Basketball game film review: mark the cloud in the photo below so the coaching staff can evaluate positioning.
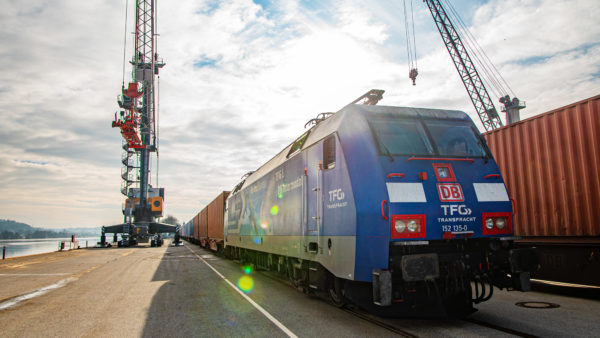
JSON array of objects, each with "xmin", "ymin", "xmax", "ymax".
[{"xmin": 0, "ymin": 0, "xmax": 598, "ymax": 227}]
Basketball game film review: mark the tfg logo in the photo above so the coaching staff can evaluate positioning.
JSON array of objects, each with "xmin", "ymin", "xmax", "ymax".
[{"xmin": 437, "ymin": 183, "xmax": 464, "ymax": 202}]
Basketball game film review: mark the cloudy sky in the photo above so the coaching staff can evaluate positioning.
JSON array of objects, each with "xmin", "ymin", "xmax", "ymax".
[{"xmin": 1, "ymin": 0, "xmax": 598, "ymax": 229}]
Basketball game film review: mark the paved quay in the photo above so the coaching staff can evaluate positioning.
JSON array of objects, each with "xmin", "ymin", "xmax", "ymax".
[{"xmin": 1, "ymin": 241, "xmax": 599, "ymax": 337}]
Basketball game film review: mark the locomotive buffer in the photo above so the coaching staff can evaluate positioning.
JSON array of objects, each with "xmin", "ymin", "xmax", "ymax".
[{"xmin": 102, "ymin": 0, "xmax": 179, "ymax": 247}]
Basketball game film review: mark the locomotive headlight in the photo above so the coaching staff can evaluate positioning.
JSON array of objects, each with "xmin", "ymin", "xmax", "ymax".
[
  {"xmin": 496, "ymin": 217, "xmax": 506, "ymax": 229},
  {"xmin": 485, "ymin": 218, "xmax": 494, "ymax": 230},
  {"xmin": 482, "ymin": 212, "xmax": 512, "ymax": 235},
  {"xmin": 394, "ymin": 220, "xmax": 406, "ymax": 233},
  {"xmin": 407, "ymin": 220, "xmax": 418, "ymax": 232},
  {"xmin": 391, "ymin": 215, "xmax": 426, "ymax": 239}
]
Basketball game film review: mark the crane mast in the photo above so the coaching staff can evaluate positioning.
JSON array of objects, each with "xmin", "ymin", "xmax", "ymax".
[
  {"xmin": 103, "ymin": 0, "xmax": 179, "ymax": 247},
  {"xmin": 131, "ymin": 0, "xmax": 164, "ymax": 222},
  {"xmin": 422, "ymin": 0, "xmax": 524, "ymax": 131}
]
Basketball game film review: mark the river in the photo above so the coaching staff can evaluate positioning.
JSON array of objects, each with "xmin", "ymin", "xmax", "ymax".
[{"xmin": 0, "ymin": 237, "xmax": 101, "ymax": 259}]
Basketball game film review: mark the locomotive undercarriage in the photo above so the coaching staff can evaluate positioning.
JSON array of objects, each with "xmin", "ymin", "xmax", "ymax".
[
  {"xmin": 224, "ymin": 245, "xmax": 348, "ymax": 307},
  {"xmin": 369, "ymin": 238, "xmax": 539, "ymax": 317},
  {"xmin": 223, "ymin": 238, "xmax": 538, "ymax": 318}
]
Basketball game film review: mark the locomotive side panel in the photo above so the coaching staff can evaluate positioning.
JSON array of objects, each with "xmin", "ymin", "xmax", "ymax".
[
  {"xmin": 224, "ymin": 132, "xmax": 358, "ymax": 279},
  {"xmin": 225, "ymin": 153, "xmax": 304, "ymax": 257}
]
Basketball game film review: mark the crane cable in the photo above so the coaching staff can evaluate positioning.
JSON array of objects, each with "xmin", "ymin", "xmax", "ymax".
[
  {"xmin": 441, "ymin": 0, "xmax": 516, "ymax": 99},
  {"xmin": 403, "ymin": 0, "xmax": 418, "ymax": 85},
  {"xmin": 121, "ymin": 0, "xmax": 129, "ymax": 86}
]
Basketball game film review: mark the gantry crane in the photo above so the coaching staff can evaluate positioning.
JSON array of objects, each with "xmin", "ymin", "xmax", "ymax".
[
  {"xmin": 103, "ymin": 0, "xmax": 180, "ymax": 247},
  {"xmin": 407, "ymin": 0, "xmax": 525, "ymax": 131}
]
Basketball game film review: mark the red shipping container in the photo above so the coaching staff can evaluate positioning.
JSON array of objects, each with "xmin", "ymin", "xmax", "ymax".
[
  {"xmin": 199, "ymin": 208, "xmax": 208, "ymax": 246},
  {"xmin": 207, "ymin": 191, "xmax": 230, "ymax": 251},
  {"xmin": 484, "ymin": 94, "xmax": 600, "ymax": 286},
  {"xmin": 193, "ymin": 213, "xmax": 200, "ymax": 241},
  {"xmin": 484, "ymin": 94, "xmax": 600, "ymax": 239}
]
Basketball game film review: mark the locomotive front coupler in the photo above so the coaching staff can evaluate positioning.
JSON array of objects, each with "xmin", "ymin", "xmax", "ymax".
[{"xmin": 508, "ymin": 246, "xmax": 540, "ymax": 291}]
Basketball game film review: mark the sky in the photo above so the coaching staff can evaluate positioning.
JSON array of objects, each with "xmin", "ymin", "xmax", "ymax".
[{"xmin": 0, "ymin": 0, "xmax": 598, "ymax": 229}]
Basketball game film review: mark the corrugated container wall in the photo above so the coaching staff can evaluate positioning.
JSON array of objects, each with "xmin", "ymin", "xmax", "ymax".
[
  {"xmin": 193, "ymin": 213, "xmax": 200, "ymax": 240},
  {"xmin": 199, "ymin": 208, "xmax": 208, "ymax": 240},
  {"xmin": 484, "ymin": 94, "xmax": 600, "ymax": 237},
  {"xmin": 208, "ymin": 191, "xmax": 230, "ymax": 240}
]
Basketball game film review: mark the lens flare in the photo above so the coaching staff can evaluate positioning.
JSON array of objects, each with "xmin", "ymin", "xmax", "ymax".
[
  {"xmin": 242, "ymin": 265, "xmax": 253, "ymax": 274},
  {"xmin": 270, "ymin": 205, "xmax": 279, "ymax": 215},
  {"xmin": 261, "ymin": 222, "xmax": 269, "ymax": 229},
  {"xmin": 237, "ymin": 275, "xmax": 254, "ymax": 294}
]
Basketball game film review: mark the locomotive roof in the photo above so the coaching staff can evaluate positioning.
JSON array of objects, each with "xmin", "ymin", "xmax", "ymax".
[{"xmin": 235, "ymin": 104, "xmax": 469, "ymax": 190}]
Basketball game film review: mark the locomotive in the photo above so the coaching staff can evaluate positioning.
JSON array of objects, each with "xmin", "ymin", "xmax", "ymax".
[{"xmin": 192, "ymin": 90, "xmax": 539, "ymax": 317}]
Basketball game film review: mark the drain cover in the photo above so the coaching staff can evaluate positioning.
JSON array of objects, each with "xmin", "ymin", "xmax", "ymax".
[{"xmin": 515, "ymin": 301, "xmax": 560, "ymax": 309}]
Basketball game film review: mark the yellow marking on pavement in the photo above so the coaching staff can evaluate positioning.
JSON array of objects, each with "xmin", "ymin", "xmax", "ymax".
[
  {"xmin": 121, "ymin": 250, "xmax": 134, "ymax": 257},
  {"xmin": 72, "ymin": 266, "xmax": 99, "ymax": 278},
  {"xmin": 0, "ymin": 251, "xmax": 86, "ymax": 269}
]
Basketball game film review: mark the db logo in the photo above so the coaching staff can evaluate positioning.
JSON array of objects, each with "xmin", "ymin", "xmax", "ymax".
[{"xmin": 437, "ymin": 183, "xmax": 464, "ymax": 202}]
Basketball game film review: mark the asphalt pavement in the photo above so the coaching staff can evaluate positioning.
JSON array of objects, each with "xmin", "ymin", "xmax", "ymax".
[{"xmin": 1, "ymin": 241, "xmax": 599, "ymax": 337}]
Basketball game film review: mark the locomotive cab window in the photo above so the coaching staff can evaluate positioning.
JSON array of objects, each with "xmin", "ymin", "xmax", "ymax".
[
  {"xmin": 369, "ymin": 118, "xmax": 433, "ymax": 156},
  {"xmin": 287, "ymin": 130, "xmax": 311, "ymax": 158},
  {"xmin": 323, "ymin": 134, "xmax": 336, "ymax": 169},
  {"xmin": 423, "ymin": 120, "xmax": 487, "ymax": 157},
  {"xmin": 370, "ymin": 117, "xmax": 487, "ymax": 158}
]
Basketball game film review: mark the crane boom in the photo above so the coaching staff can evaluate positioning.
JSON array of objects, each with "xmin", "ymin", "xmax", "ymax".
[{"xmin": 423, "ymin": 0, "xmax": 503, "ymax": 131}]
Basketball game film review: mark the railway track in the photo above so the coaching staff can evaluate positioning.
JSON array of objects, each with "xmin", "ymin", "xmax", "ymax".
[
  {"xmin": 256, "ymin": 262, "xmax": 547, "ymax": 337},
  {"xmin": 188, "ymin": 245, "xmax": 582, "ymax": 337},
  {"xmin": 464, "ymin": 317, "xmax": 538, "ymax": 338},
  {"xmin": 236, "ymin": 255, "xmax": 538, "ymax": 337}
]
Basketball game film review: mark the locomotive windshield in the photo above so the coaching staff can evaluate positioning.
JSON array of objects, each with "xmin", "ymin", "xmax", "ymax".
[{"xmin": 369, "ymin": 117, "xmax": 487, "ymax": 157}]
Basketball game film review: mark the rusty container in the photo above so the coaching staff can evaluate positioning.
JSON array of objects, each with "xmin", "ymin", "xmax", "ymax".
[
  {"xmin": 484, "ymin": 94, "xmax": 600, "ymax": 285},
  {"xmin": 199, "ymin": 207, "xmax": 208, "ymax": 246},
  {"xmin": 207, "ymin": 191, "xmax": 230, "ymax": 251}
]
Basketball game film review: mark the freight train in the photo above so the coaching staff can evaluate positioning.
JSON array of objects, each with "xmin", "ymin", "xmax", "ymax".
[{"xmin": 182, "ymin": 90, "xmax": 539, "ymax": 317}]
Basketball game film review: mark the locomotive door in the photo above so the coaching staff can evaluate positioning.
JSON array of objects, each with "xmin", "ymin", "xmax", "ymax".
[
  {"xmin": 304, "ymin": 135, "xmax": 336, "ymax": 254},
  {"xmin": 305, "ymin": 144, "xmax": 322, "ymax": 253}
]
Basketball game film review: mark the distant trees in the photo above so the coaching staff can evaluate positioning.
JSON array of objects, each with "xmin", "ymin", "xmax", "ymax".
[
  {"xmin": 162, "ymin": 215, "xmax": 179, "ymax": 226},
  {"xmin": 1, "ymin": 230, "xmax": 21, "ymax": 239},
  {"xmin": 0, "ymin": 219, "xmax": 80, "ymax": 239}
]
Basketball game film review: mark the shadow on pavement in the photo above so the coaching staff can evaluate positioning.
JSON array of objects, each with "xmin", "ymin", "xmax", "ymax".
[{"xmin": 141, "ymin": 242, "xmax": 287, "ymax": 337}]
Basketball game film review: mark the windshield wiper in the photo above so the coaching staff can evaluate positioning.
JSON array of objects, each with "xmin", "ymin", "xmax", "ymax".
[
  {"xmin": 476, "ymin": 138, "xmax": 490, "ymax": 163},
  {"xmin": 381, "ymin": 143, "xmax": 394, "ymax": 162}
]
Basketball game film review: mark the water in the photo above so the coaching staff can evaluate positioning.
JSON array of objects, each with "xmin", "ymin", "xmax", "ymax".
[{"xmin": 0, "ymin": 237, "xmax": 100, "ymax": 259}]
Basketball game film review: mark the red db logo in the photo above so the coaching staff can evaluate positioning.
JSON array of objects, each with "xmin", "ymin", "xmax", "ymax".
[{"xmin": 437, "ymin": 183, "xmax": 464, "ymax": 202}]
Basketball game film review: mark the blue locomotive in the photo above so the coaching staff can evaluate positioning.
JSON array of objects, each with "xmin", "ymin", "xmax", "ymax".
[{"xmin": 223, "ymin": 90, "xmax": 538, "ymax": 316}]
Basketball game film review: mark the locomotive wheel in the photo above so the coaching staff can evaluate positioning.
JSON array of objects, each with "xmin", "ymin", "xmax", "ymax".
[{"xmin": 328, "ymin": 277, "xmax": 345, "ymax": 308}]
